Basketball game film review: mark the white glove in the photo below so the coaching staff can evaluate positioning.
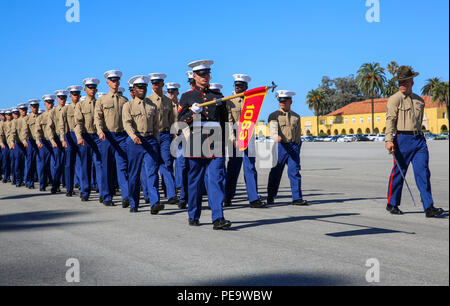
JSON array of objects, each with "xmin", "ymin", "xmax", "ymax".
[{"xmin": 191, "ymin": 103, "xmax": 203, "ymax": 114}]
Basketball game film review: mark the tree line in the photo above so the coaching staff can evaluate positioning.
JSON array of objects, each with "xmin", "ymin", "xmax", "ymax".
[{"xmin": 306, "ymin": 61, "xmax": 449, "ymax": 136}]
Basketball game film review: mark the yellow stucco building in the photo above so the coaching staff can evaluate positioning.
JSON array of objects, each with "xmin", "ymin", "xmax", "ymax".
[{"xmin": 300, "ymin": 96, "xmax": 448, "ymax": 136}]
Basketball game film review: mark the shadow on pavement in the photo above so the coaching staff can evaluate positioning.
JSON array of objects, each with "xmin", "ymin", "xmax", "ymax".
[
  {"xmin": 0, "ymin": 210, "xmax": 95, "ymax": 232},
  {"xmin": 228, "ymin": 213, "xmax": 359, "ymax": 231},
  {"xmin": 194, "ymin": 271, "xmax": 357, "ymax": 286}
]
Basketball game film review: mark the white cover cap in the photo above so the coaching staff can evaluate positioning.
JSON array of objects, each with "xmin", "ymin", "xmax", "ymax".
[
  {"xmin": 149, "ymin": 73, "xmax": 167, "ymax": 81},
  {"xmin": 209, "ymin": 83, "xmax": 223, "ymax": 90},
  {"xmin": 67, "ymin": 85, "xmax": 83, "ymax": 92},
  {"xmin": 188, "ymin": 60, "xmax": 214, "ymax": 72},
  {"xmin": 166, "ymin": 82, "xmax": 181, "ymax": 90},
  {"xmin": 42, "ymin": 94, "xmax": 56, "ymax": 101},
  {"xmin": 104, "ymin": 70, "xmax": 123, "ymax": 79},
  {"xmin": 129, "ymin": 75, "xmax": 150, "ymax": 86},
  {"xmin": 276, "ymin": 90, "xmax": 296, "ymax": 99},
  {"xmin": 233, "ymin": 74, "xmax": 251, "ymax": 83},
  {"xmin": 83, "ymin": 78, "xmax": 100, "ymax": 86},
  {"xmin": 54, "ymin": 90, "xmax": 69, "ymax": 96}
]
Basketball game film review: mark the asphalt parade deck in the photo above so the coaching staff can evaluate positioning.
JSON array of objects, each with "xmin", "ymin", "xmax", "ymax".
[{"xmin": 0, "ymin": 141, "xmax": 448, "ymax": 286}]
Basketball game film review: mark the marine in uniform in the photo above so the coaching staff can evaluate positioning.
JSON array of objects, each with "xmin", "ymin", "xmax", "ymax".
[
  {"xmin": 209, "ymin": 83, "xmax": 223, "ymax": 95},
  {"xmin": 10, "ymin": 106, "xmax": 28, "ymax": 187},
  {"xmin": 147, "ymin": 73, "xmax": 179, "ymax": 205},
  {"xmin": 94, "ymin": 70, "xmax": 130, "ymax": 207},
  {"xmin": 385, "ymin": 66, "xmax": 444, "ymax": 218},
  {"xmin": 3, "ymin": 110, "xmax": 14, "ymax": 183},
  {"xmin": 35, "ymin": 95, "xmax": 55, "ymax": 192},
  {"xmin": 122, "ymin": 75, "xmax": 163, "ymax": 214},
  {"xmin": 167, "ymin": 82, "xmax": 188, "ymax": 209},
  {"xmin": 24, "ymin": 100, "xmax": 40, "ymax": 189},
  {"xmin": 46, "ymin": 90, "xmax": 68, "ymax": 194},
  {"xmin": 74, "ymin": 78, "xmax": 104, "ymax": 202},
  {"xmin": 267, "ymin": 90, "xmax": 308, "ymax": 206},
  {"xmin": 224, "ymin": 74, "xmax": 266, "ymax": 208},
  {"xmin": 186, "ymin": 71, "xmax": 195, "ymax": 90},
  {"xmin": 60, "ymin": 86, "xmax": 83, "ymax": 197},
  {"xmin": 0, "ymin": 110, "xmax": 10, "ymax": 183},
  {"xmin": 178, "ymin": 60, "xmax": 231, "ymax": 230}
]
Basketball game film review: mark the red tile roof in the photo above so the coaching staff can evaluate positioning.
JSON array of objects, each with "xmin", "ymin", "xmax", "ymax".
[{"xmin": 327, "ymin": 96, "xmax": 440, "ymax": 116}]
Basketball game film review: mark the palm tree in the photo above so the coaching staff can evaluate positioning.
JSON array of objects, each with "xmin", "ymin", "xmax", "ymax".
[
  {"xmin": 432, "ymin": 81, "xmax": 450, "ymax": 126},
  {"xmin": 387, "ymin": 61, "xmax": 399, "ymax": 77},
  {"xmin": 356, "ymin": 63, "xmax": 387, "ymax": 133},
  {"xmin": 421, "ymin": 78, "xmax": 442, "ymax": 96},
  {"xmin": 384, "ymin": 61, "xmax": 399, "ymax": 97},
  {"xmin": 306, "ymin": 88, "xmax": 326, "ymax": 137}
]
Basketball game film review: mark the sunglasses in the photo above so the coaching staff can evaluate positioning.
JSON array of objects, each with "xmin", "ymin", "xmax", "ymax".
[
  {"xmin": 86, "ymin": 85, "xmax": 97, "ymax": 90},
  {"xmin": 108, "ymin": 78, "xmax": 120, "ymax": 83},
  {"xmin": 57, "ymin": 96, "xmax": 67, "ymax": 99},
  {"xmin": 151, "ymin": 80, "xmax": 164, "ymax": 85},
  {"xmin": 71, "ymin": 92, "xmax": 81, "ymax": 96},
  {"xmin": 195, "ymin": 70, "xmax": 211, "ymax": 76}
]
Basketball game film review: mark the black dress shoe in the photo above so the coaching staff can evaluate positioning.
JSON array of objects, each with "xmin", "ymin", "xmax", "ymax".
[
  {"xmin": 267, "ymin": 197, "xmax": 274, "ymax": 205},
  {"xmin": 40, "ymin": 188, "xmax": 46, "ymax": 192},
  {"xmin": 293, "ymin": 199, "xmax": 308, "ymax": 206},
  {"xmin": 122, "ymin": 198, "xmax": 130, "ymax": 208},
  {"xmin": 213, "ymin": 218, "xmax": 232, "ymax": 230},
  {"xmin": 66, "ymin": 191, "xmax": 73, "ymax": 197},
  {"xmin": 167, "ymin": 197, "xmax": 179, "ymax": 205},
  {"xmin": 99, "ymin": 197, "xmax": 103, "ymax": 204},
  {"xmin": 130, "ymin": 207, "xmax": 139, "ymax": 213},
  {"xmin": 145, "ymin": 198, "xmax": 150, "ymax": 204},
  {"xmin": 150, "ymin": 203, "xmax": 165, "ymax": 215},
  {"xmin": 425, "ymin": 205, "xmax": 444, "ymax": 218},
  {"xmin": 250, "ymin": 199, "xmax": 267, "ymax": 208},
  {"xmin": 386, "ymin": 204, "xmax": 403, "ymax": 215},
  {"xmin": 81, "ymin": 197, "xmax": 89, "ymax": 202},
  {"xmin": 178, "ymin": 202, "xmax": 187, "ymax": 209},
  {"xmin": 103, "ymin": 201, "xmax": 115, "ymax": 207},
  {"xmin": 223, "ymin": 199, "xmax": 232, "ymax": 207},
  {"xmin": 189, "ymin": 219, "xmax": 200, "ymax": 226}
]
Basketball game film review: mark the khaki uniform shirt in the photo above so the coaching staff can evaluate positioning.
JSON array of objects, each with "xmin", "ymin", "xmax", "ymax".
[
  {"xmin": 122, "ymin": 97, "xmax": 159, "ymax": 140},
  {"xmin": 385, "ymin": 91, "xmax": 425, "ymax": 142},
  {"xmin": 59, "ymin": 103, "xmax": 77, "ymax": 141},
  {"xmin": 268, "ymin": 109, "xmax": 302, "ymax": 144},
  {"xmin": 36, "ymin": 110, "xmax": 52, "ymax": 143},
  {"xmin": 74, "ymin": 97, "xmax": 97, "ymax": 140},
  {"xmin": 16, "ymin": 116, "xmax": 30, "ymax": 144},
  {"xmin": 46, "ymin": 105, "xmax": 65, "ymax": 145},
  {"xmin": 26, "ymin": 113, "xmax": 40, "ymax": 140},
  {"xmin": 5, "ymin": 120, "xmax": 14, "ymax": 147},
  {"xmin": 147, "ymin": 93, "xmax": 175, "ymax": 133},
  {"xmin": 227, "ymin": 96, "xmax": 244, "ymax": 142},
  {"xmin": 94, "ymin": 92, "xmax": 128, "ymax": 135},
  {"xmin": 0, "ymin": 121, "xmax": 5, "ymax": 145}
]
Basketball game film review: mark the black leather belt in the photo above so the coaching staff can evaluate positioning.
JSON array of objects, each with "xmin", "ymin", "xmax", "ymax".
[{"xmin": 397, "ymin": 130, "xmax": 423, "ymax": 136}]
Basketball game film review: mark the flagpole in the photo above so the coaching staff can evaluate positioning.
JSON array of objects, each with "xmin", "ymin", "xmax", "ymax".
[{"xmin": 193, "ymin": 83, "xmax": 277, "ymax": 108}]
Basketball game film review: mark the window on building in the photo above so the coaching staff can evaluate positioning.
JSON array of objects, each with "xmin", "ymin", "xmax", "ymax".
[
  {"xmin": 376, "ymin": 116, "xmax": 380, "ymax": 122},
  {"xmin": 344, "ymin": 118, "xmax": 348, "ymax": 124},
  {"xmin": 444, "ymin": 112, "xmax": 447, "ymax": 119},
  {"xmin": 368, "ymin": 117, "xmax": 371, "ymax": 123},
  {"xmin": 424, "ymin": 113, "xmax": 427, "ymax": 120},
  {"xmin": 352, "ymin": 118, "xmax": 355, "ymax": 123},
  {"xmin": 329, "ymin": 119, "xmax": 333, "ymax": 125},
  {"xmin": 360, "ymin": 118, "xmax": 363, "ymax": 123},
  {"xmin": 320, "ymin": 120, "xmax": 325, "ymax": 125}
]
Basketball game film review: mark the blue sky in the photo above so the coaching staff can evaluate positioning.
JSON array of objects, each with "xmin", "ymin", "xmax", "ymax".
[{"xmin": 0, "ymin": 0, "xmax": 448, "ymax": 120}]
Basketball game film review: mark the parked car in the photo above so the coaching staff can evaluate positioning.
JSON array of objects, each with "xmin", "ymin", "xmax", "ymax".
[
  {"xmin": 435, "ymin": 133, "xmax": 449, "ymax": 140},
  {"xmin": 322, "ymin": 136, "xmax": 334, "ymax": 142},
  {"xmin": 301, "ymin": 136, "xmax": 315, "ymax": 142},
  {"xmin": 424, "ymin": 132, "xmax": 437, "ymax": 141},
  {"xmin": 364, "ymin": 134, "xmax": 378, "ymax": 141},
  {"xmin": 337, "ymin": 135, "xmax": 356, "ymax": 142},
  {"xmin": 373, "ymin": 134, "xmax": 386, "ymax": 142},
  {"xmin": 355, "ymin": 134, "xmax": 372, "ymax": 141},
  {"xmin": 330, "ymin": 136, "xmax": 340, "ymax": 142}
]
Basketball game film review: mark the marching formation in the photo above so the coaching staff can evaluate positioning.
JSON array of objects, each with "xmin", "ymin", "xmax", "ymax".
[
  {"xmin": 0, "ymin": 59, "xmax": 307, "ymax": 230},
  {"xmin": 0, "ymin": 62, "xmax": 445, "ymax": 232}
]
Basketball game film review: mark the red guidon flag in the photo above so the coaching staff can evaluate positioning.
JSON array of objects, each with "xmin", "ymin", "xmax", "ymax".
[{"xmin": 237, "ymin": 86, "xmax": 269, "ymax": 151}]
